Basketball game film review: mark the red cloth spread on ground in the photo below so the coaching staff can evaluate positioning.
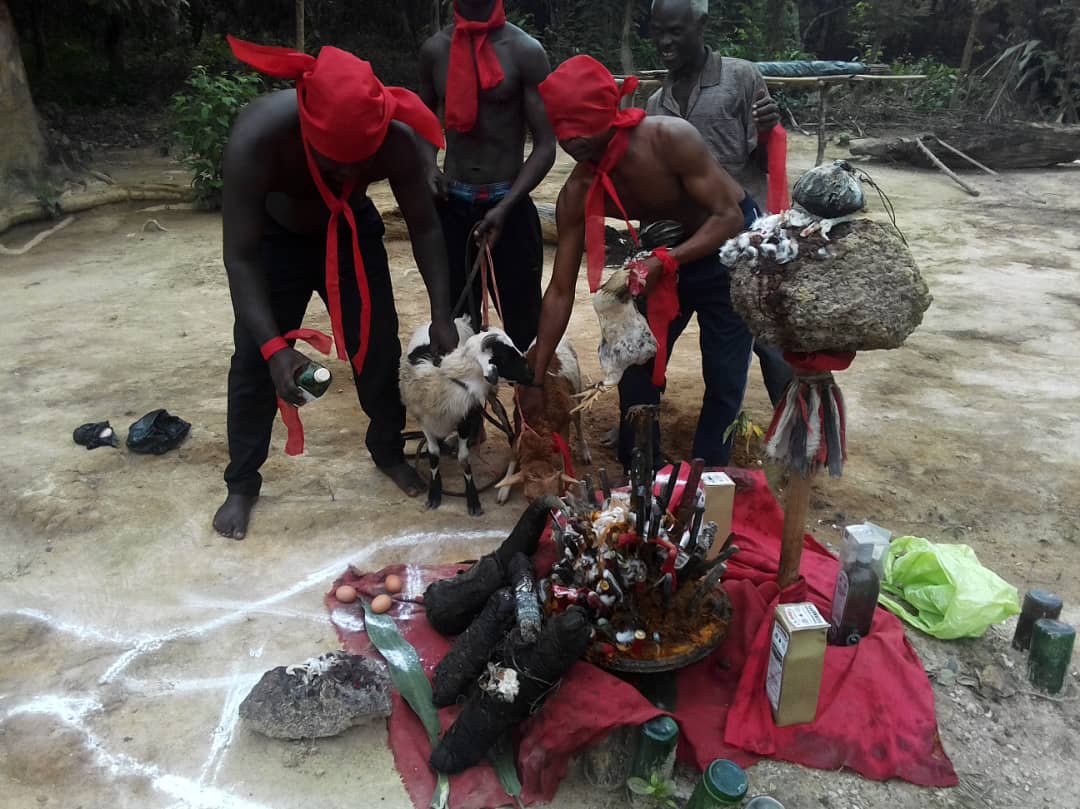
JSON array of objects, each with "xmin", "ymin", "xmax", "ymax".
[
  {"xmin": 764, "ymin": 125, "xmax": 790, "ymax": 214},
  {"xmin": 445, "ymin": 0, "xmax": 506, "ymax": 133},
  {"xmin": 327, "ymin": 471, "xmax": 955, "ymax": 809},
  {"xmin": 260, "ymin": 328, "xmax": 333, "ymax": 456},
  {"xmin": 538, "ymin": 55, "xmax": 646, "ymax": 293},
  {"xmin": 227, "ymin": 36, "xmax": 443, "ymax": 377}
]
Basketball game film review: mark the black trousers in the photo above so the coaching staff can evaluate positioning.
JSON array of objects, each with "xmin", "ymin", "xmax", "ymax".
[
  {"xmin": 438, "ymin": 194, "xmax": 543, "ymax": 352},
  {"xmin": 617, "ymin": 195, "xmax": 762, "ymax": 470},
  {"xmin": 223, "ymin": 201, "xmax": 405, "ymax": 496}
]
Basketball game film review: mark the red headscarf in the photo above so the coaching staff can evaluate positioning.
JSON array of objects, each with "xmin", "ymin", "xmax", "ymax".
[
  {"xmin": 445, "ymin": 0, "xmax": 506, "ymax": 132},
  {"xmin": 538, "ymin": 55, "xmax": 646, "ymax": 293},
  {"xmin": 227, "ymin": 35, "xmax": 444, "ymax": 377}
]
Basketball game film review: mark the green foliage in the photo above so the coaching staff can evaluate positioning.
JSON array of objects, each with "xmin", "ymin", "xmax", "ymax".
[
  {"xmin": 982, "ymin": 36, "xmax": 1080, "ymax": 122},
  {"xmin": 626, "ymin": 773, "xmax": 678, "ymax": 809},
  {"xmin": 723, "ymin": 410, "xmax": 765, "ymax": 454},
  {"xmin": 894, "ymin": 57, "xmax": 959, "ymax": 112},
  {"xmin": 170, "ymin": 67, "xmax": 261, "ymax": 208}
]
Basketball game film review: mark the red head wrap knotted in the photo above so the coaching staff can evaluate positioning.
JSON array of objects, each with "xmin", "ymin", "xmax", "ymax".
[
  {"xmin": 538, "ymin": 55, "xmax": 646, "ymax": 293},
  {"xmin": 445, "ymin": 0, "xmax": 506, "ymax": 133},
  {"xmin": 227, "ymin": 36, "xmax": 443, "ymax": 388}
]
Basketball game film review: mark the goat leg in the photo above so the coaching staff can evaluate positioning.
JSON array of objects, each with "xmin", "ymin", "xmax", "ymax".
[
  {"xmin": 424, "ymin": 430, "xmax": 443, "ymax": 510},
  {"xmin": 458, "ymin": 414, "xmax": 484, "ymax": 516}
]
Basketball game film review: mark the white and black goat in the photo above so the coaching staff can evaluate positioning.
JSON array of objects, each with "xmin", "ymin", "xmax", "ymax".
[{"xmin": 399, "ymin": 318, "xmax": 533, "ymax": 516}]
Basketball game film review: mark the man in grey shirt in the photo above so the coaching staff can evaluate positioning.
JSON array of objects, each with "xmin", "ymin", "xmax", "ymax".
[{"xmin": 647, "ymin": 0, "xmax": 793, "ymax": 407}]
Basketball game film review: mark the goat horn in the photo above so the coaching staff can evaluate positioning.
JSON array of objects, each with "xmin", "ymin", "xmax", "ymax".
[{"xmin": 496, "ymin": 471, "xmax": 525, "ymax": 489}]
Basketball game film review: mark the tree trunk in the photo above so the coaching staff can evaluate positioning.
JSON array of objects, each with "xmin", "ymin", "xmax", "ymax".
[
  {"xmin": 104, "ymin": 15, "xmax": 125, "ymax": 75},
  {"xmin": 619, "ymin": 0, "xmax": 635, "ymax": 76},
  {"xmin": 27, "ymin": 0, "xmax": 48, "ymax": 72},
  {"xmin": 0, "ymin": 0, "xmax": 46, "ymax": 182},
  {"xmin": 959, "ymin": 0, "xmax": 983, "ymax": 75},
  {"xmin": 295, "ymin": 0, "xmax": 305, "ymax": 52},
  {"xmin": 765, "ymin": 0, "xmax": 787, "ymax": 56}
]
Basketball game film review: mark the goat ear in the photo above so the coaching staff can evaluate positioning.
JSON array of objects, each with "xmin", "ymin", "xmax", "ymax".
[
  {"xmin": 496, "ymin": 471, "xmax": 525, "ymax": 489},
  {"xmin": 481, "ymin": 332, "xmax": 502, "ymax": 351}
]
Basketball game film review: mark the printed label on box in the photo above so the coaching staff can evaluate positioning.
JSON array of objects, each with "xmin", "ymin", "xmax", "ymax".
[
  {"xmin": 765, "ymin": 641, "xmax": 784, "ymax": 709},
  {"xmin": 782, "ymin": 602, "xmax": 827, "ymax": 629}
]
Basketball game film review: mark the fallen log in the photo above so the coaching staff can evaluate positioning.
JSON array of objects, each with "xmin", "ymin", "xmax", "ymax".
[
  {"xmin": 849, "ymin": 122, "xmax": 1080, "ymax": 170},
  {"xmin": 0, "ymin": 183, "xmax": 196, "ymax": 236}
]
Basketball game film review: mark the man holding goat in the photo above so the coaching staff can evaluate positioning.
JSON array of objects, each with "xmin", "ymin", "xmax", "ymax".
[
  {"xmin": 519, "ymin": 55, "xmax": 759, "ymax": 472},
  {"xmin": 213, "ymin": 37, "xmax": 457, "ymax": 539}
]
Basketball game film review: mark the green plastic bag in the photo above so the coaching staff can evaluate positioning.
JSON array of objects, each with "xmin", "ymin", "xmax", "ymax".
[{"xmin": 878, "ymin": 536, "xmax": 1020, "ymax": 639}]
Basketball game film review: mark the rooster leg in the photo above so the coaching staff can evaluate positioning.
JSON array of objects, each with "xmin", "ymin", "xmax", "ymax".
[
  {"xmin": 497, "ymin": 457, "xmax": 518, "ymax": 505},
  {"xmin": 573, "ymin": 408, "xmax": 592, "ymax": 465}
]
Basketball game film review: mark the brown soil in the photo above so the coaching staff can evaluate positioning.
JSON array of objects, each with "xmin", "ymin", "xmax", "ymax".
[{"xmin": 0, "ymin": 136, "xmax": 1078, "ymax": 809}]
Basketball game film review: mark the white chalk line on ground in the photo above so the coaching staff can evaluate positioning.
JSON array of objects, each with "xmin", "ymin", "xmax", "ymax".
[
  {"xmin": 5, "ymin": 695, "xmax": 273, "ymax": 809},
  {"xmin": 100, "ymin": 528, "xmax": 507, "ymax": 683},
  {"xmin": 3, "ymin": 527, "xmax": 508, "ymax": 809}
]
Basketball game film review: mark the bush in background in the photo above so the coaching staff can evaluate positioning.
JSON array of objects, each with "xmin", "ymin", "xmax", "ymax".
[{"xmin": 170, "ymin": 66, "xmax": 262, "ymax": 208}]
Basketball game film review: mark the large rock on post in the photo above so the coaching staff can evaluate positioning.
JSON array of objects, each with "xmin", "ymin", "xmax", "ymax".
[
  {"xmin": 239, "ymin": 652, "xmax": 392, "ymax": 740},
  {"xmin": 729, "ymin": 219, "xmax": 931, "ymax": 352}
]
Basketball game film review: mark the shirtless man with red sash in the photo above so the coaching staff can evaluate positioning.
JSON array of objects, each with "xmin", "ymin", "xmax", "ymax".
[
  {"xmin": 213, "ymin": 38, "xmax": 456, "ymax": 539},
  {"xmin": 519, "ymin": 56, "xmax": 757, "ymax": 471},
  {"xmin": 418, "ymin": 0, "xmax": 554, "ymax": 352}
]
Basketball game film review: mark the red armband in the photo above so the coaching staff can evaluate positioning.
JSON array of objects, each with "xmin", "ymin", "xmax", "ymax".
[
  {"xmin": 645, "ymin": 247, "xmax": 681, "ymax": 388},
  {"xmin": 652, "ymin": 246, "xmax": 679, "ymax": 275},
  {"xmin": 260, "ymin": 336, "xmax": 289, "ymax": 362},
  {"xmin": 627, "ymin": 248, "xmax": 680, "ymax": 296}
]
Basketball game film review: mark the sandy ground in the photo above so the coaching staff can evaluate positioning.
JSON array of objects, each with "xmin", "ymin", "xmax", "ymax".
[{"xmin": 1, "ymin": 136, "xmax": 1078, "ymax": 809}]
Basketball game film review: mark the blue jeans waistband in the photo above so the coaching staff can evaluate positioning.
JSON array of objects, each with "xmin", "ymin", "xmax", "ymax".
[{"xmin": 447, "ymin": 180, "xmax": 512, "ymax": 204}]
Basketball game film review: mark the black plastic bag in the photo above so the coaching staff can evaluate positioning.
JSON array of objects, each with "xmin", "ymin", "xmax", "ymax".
[
  {"xmin": 73, "ymin": 421, "xmax": 119, "ymax": 450},
  {"xmin": 793, "ymin": 160, "xmax": 866, "ymax": 218},
  {"xmin": 126, "ymin": 409, "xmax": 190, "ymax": 455}
]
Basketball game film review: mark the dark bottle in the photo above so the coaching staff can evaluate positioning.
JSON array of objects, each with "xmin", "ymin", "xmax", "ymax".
[
  {"xmin": 828, "ymin": 543, "xmax": 880, "ymax": 646},
  {"xmin": 296, "ymin": 361, "xmax": 332, "ymax": 403},
  {"xmin": 1012, "ymin": 589, "xmax": 1063, "ymax": 651}
]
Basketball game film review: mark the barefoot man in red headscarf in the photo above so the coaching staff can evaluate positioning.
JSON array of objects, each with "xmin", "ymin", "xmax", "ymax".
[
  {"xmin": 518, "ymin": 56, "xmax": 759, "ymax": 472},
  {"xmin": 418, "ymin": 0, "xmax": 555, "ymax": 352},
  {"xmin": 213, "ymin": 37, "xmax": 458, "ymax": 539}
]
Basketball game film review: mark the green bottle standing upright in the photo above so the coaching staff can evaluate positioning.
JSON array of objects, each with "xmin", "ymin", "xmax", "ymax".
[
  {"xmin": 685, "ymin": 759, "xmax": 749, "ymax": 809},
  {"xmin": 296, "ymin": 361, "xmax": 332, "ymax": 403},
  {"xmin": 1027, "ymin": 619, "xmax": 1075, "ymax": 694},
  {"xmin": 630, "ymin": 716, "xmax": 679, "ymax": 782}
]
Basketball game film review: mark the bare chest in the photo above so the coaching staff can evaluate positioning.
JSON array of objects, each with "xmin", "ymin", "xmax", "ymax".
[
  {"xmin": 432, "ymin": 35, "xmax": 525, "ymax": 107},
  {"xmin": 605, "ymin": 152, "xmax": 700, "ymax": 228}
]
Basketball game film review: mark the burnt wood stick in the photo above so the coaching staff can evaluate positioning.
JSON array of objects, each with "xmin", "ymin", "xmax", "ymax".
[
  {"xmin": 671, "ymin": 458, "xmax": 706, "ymax": 539},
  {"xmin": 599, "ymin": 468, "xmax": 612, "ymax": 504}
]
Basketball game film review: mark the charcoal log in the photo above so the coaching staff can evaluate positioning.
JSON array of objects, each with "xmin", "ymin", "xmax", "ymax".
[
  {"xmin": 429, "ymin": 607, "xmax": 592, "ymax": 774},
  {"xmin": 432, "ymin": 588, "xmax": 516, "ymax": 706},
  {"xmin": 729, "ymin": 219, "xmax": 931, "ymax": 352},
  {"xmin": 424, "ymin": 496, "xmax": 560, "ymax": 636}
]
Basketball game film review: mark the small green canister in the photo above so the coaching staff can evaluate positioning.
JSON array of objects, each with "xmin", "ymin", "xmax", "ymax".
[
  {"xmin": 296, "ymin": 361, "xmax": 332, "ymax": 402},
  {"xmin": 630, "ymin": 716, "xmax": 679, "ymax": 782},
  {"xmin": 1012, "ymin": 589, "xmax": 1063, "ymax": 651},
  {"xmin": 1028, "ymin": 618, "xmax": 1075, "ymax": 694},
  {"xmin": 685, "ymin": 758, "xmax": 749, "ymax": 809}
]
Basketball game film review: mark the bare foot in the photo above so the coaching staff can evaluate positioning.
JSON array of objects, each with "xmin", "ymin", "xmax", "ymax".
[
  {"xmin": 214, "ymin": 493, "xmax": 257, "ymax": 540},
  {"xmin": 380, "ymin": 462, "xmax": 427, "ymax": 497}
]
